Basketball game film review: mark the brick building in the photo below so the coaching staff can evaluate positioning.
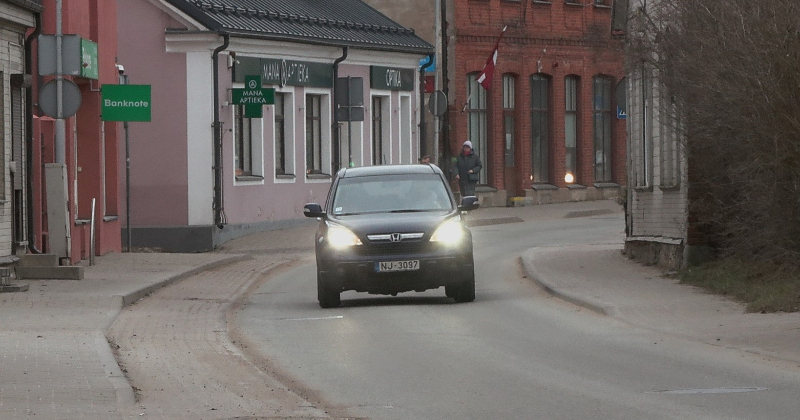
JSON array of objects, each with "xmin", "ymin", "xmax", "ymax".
[{"xmin": 448, "ymin": 0, "xmax": 625, "ymax": 206}]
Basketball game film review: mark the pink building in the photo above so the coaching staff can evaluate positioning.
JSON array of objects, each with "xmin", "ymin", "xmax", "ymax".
[{"xmin": 116, "ymin": 0, "xmax": 433, "ymax": 252}]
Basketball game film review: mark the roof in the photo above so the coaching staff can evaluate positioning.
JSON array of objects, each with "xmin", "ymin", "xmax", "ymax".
[
  {"xmin": 6, "ymin": 0, "xmax": 43, "ymax": 13},
  {"xmin": 339, "ymin": 164, "xmax": 441, "ymax": 178},
  {"xmin": 165, "ymin": 0, "xmax": 434, "ymax": 54}
]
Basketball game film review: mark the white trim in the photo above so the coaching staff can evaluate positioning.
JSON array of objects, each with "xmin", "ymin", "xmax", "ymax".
[
  {"xmin": 302, "ymin": 88, "xmax": 333, "ymax": 183},
  {"xmin": 273, "ymin": 87, "xmax": 296, "ymax": 184},
  {"xmin": 186, "ymin": 52, "xmax": 214, "ymax": 225},
  {"xmin": 370, "ymin": 91, "xmax": 392, "ymax": 165},
  {"xmin": 231, "ymin": 101, "xmax": 266, "ymax": 186},
  {"xmin": 148, "ymin": 0, "xmax": 207, "ymax": 30},
  {"xmin": 399, "ymin": 93, "xmax": 413, "ymax": 164}
]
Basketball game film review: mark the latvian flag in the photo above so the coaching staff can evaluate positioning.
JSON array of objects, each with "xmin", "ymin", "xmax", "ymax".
[{"xmin": 476, "ymin": 26, "xmax": 508, "ymax": 90}]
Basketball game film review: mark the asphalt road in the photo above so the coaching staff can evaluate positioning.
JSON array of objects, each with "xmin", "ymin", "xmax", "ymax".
[{"xmin": 237, "ymin": 211, "xmax": 800, "ymax": 420}]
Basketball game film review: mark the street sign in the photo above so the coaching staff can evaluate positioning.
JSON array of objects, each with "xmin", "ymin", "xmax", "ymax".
[
  {"xmin": 429, "ymin": 90, "xmax": 447, "ymax": 117},
  {"xmin": 231, "ymin": 76, "xmax": 274, "ymax": 118},
  {"xmin": 38, "ymin": 35, "xmax": 98, "ymax": 79},
  {"xmin": 101, "ymin": 84, "xmax": 152, "ymax": 122},
  {"xmin": 39, "ymin": 79, "xmax": 82, "ymax": 119}
]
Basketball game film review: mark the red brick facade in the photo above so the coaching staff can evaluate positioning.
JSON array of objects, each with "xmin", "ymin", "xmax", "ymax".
[{"xmin": 449, "ymin": 0, "xmax": 625, "ymax": 197}]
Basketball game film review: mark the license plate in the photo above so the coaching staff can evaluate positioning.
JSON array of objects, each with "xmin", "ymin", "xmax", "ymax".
[{"xmin": 377, "ymin": 260, "xmax": 420, "ymax": 272}]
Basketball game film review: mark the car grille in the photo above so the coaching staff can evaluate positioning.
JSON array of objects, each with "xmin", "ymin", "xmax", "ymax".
[{"xmin": 356, "ymin": 237, "xmax": 435, "ymax": 256}]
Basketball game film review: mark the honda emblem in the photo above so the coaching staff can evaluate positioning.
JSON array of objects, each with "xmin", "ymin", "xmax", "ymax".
[{"xmin": 390, "ymin": 233, "xmax": 402, "ymax": 242}]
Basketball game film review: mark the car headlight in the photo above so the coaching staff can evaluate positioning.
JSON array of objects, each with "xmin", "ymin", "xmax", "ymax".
[
  {"xmin": 326, "ymin": 223, "xmax": 362, "ymax": 248},
  {"xmin": 430, "ymin": 218, "xmax": 464, "ymax": 245}
]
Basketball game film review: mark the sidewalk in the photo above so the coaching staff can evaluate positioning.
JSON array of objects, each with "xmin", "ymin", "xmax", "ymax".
[
  {"xmin": 1, "ymin": 201, "xmax": 798, "ymax": 419},
  {"xmin": 521, "ymin": 244, "xmax": 800, "ymax": 366}
]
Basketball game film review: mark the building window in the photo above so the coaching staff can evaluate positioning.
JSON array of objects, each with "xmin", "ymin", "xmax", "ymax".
[
  {"xmin": 593, "ymin": 75, "xmax": 613, "ymax": 182},
  {"xmin": 530, "ymin": 74, "xmax": 550, "ymax": 183},
  {"xmin": 565, "ymin": 75, "xmax": 580, "ymax": 184},
  {"xmin": 274, "ymin": 92, "xmax": 295, "ymax": 176},
  {"xmin": 503, "ymin": 74, "xmax": 516, "ymax": 168},
  {"xmin": 466, "ymin": 73, "xmax": 488, "ymax": 184},
  {"xmin": 306, "ymin": 94, "xmax": 324, "ymax": 174},
  {"xmin": 637, "ymin": 65, "xmax": 653, "ymax": 187},
  {"xmin": 234, "ymin": 105, "xmax": 256, "ymax": 177},
  {"xmin": 660, "ymin": 84, "xmax": 681, "ymax": 188},
  {"xmin": 0, "ymin": 71, "xmax": 5, "ymax": 201},
  {"xmin": 372, "ymin": 96, "xmax": 386, "ymax": 165}
]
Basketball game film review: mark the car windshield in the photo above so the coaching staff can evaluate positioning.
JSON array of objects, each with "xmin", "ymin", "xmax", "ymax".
[{"xmin": 331, "ymin": 173, "xmax": 453, "ymax": 215}]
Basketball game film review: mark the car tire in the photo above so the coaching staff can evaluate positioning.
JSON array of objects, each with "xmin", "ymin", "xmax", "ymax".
[
  {"xmin": 452, "ymin": 269, "xmax": 476, "ymax": 303},
  {"xmin": 317, "ymin": 271, "xmax": 341, "ymax": 308}
]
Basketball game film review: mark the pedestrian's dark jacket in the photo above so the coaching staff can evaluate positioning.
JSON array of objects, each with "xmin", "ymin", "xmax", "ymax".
[{"xmin": 454, "ymin": 151, "xmax": 482, "ymax": 182}]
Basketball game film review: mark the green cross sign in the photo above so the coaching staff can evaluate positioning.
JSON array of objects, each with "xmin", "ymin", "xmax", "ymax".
[{"xmin": 232, "ymin": 75, "xmax": 274, "ymax": 118}]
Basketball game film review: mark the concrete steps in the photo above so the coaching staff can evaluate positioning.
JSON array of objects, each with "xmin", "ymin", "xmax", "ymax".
[{"xmin": 15, "ymin": 254, "xmax": 84, "ymax": 280}]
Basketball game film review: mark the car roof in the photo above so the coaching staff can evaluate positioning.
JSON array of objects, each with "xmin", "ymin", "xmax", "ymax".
[{"xmin": 337, "ymin": 164, "xmax": 443, "ymax": 178}]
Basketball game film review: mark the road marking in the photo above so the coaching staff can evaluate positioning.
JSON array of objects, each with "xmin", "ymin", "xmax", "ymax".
[
  {"xmin": 650, "ymin": 387, "xmax": 768, "ymax": 395},
  {"xmin": 277, "ymin": 316, "xmax": 345, "ymax": 321}
]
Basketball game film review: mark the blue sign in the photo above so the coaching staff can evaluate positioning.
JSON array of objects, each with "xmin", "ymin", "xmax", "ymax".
[
  {"xmin": 419, "ymin": 56, "xmax": 436, "ymax": 73},
  {"xmin": 617, "ymin": 106, "xmax": 627, "ymax": 119}
]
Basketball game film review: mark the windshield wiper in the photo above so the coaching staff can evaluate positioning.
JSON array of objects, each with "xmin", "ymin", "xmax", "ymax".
[{"xmin": 389, "ymin": 209, "xmax": 440, "ymax": 213}]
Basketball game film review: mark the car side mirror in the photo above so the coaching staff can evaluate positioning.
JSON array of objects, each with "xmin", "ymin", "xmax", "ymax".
[
  {"xmin": 458, "ymin": 196, "xmax": 479, "ymax": 212},
  {"xmin": 303, "ymin": 203, "xmax": 325, "ymax": 218}
]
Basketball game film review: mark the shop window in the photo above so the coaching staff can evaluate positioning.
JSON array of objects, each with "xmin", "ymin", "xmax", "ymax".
[
  {"xmin": 234, "ymin": 105, "xmax": 263, "ymax": 178},
  {"xmin": 371, "ymin": 96, "xmax": 391, "ymax": 165},
  {"xmin": 274, "ymin": 92, "xmax": 295, "ymax": 177},
  {"xmin": 305, "ymin": 93, "xmax": 331, "ymax": 177}
]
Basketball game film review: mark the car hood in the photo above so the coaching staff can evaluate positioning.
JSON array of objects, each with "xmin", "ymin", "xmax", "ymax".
[{"xmin": 329, "ymin": 211, "xmax": 457, "ymax": 237}]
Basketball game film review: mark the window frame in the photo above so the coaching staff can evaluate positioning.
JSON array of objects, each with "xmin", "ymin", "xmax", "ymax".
[
  {"xmin": 466, "ymin": 72, "xmax": 489, "ymax": 184},
  {"xmin": 530, "ymin": 73, "xmax": 551, "ymax": 184},
  {"xmin": 304, "ymin": 91, "xmax": 332, "ymax": 179},
  {"xmin": 593, "ymin": 75, "xmax": 614, "ymax": 183},
  {"xmin": 565, "ymin": 75, "xmax": 580, "ymax": 184}
]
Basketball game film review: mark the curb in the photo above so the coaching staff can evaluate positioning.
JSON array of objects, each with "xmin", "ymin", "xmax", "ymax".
[
  {"xmin": 99, "ymin": 253, "xmax": 252, "ymax": 408},
  {"xmin": 519, "ymin": 248, "xmax": 617, "ymax": 317},
  {"xmin": 114, "ymin": 254, "xmax": 252, "ymax": 308}
]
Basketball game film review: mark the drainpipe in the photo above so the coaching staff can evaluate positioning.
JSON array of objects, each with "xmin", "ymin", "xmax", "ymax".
[
  {"xmin": 25, "ymin": 13, "xmax": 42, "ymax": 254},
  {"xmin": 212, "ymin": 33, "xmax": 229, "ymax": 229},
  {"xmin": 419, "ymin": 54, "xmax": 434, "ymax": 159},
  {"xmin": 331, "ymin": 46, "xmax": 348, "ymax": 171}
]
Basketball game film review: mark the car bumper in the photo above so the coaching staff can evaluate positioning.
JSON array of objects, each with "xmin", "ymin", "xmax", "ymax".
[{"xmin": 317, "ymin": 246, "xmax": 474, "ymax": 295}]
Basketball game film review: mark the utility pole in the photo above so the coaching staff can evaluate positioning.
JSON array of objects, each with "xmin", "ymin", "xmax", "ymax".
[{"xmin": 439, "ymin": 0, "xmax": 451, "ymax": 179}]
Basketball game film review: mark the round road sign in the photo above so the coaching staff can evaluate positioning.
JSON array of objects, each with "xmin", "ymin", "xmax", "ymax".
[{"xmin": 39, "ymin": 78, "xmax": 82, "ymax": 119}]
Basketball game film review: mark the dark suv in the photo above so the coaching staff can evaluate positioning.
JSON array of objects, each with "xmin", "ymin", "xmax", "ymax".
[{"xmin": 303, "ymin": 164, "xmax": 479, "ymax": 308}]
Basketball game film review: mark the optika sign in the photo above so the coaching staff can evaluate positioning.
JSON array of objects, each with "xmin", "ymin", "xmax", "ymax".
[
  {"xmin": 103, "ymin": 99, "xmax": 149, "ymax": 108},
  {"xmin": 370, "ymin": 66, "xmax": 413, "ymax": 91},
  {"xmin": 385, "ymin": 69, "xmax": 403, "ymax": 89}
]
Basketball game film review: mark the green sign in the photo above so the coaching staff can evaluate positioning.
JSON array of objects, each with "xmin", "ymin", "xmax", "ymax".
[
  {"xmin": 231, "ymin": 76, "xmax": 275, "ymax": 118},
  {"xmin": 101, "ymin": 84, "xmax": 152, "ymax": 122},
  {"xmin": 371, "ymin": 66, "xmax": 414, "ymax": 91},
  {"xmin": 80, "ymin": 39, "xmax": 99, "ymax": 80},
  {"xmin": 234, "ymin": 57, "xmax": 333, "ymax": 88}
]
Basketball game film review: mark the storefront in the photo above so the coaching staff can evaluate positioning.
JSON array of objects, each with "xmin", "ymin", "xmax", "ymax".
[{"xmin": 117, "ymin": 0, "xmax": 433, "ymax": 252}]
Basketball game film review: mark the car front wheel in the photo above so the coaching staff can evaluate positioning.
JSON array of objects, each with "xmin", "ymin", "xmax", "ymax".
[
  {"xmin": 317, "ymin": 271, "xmax": 341, "ymax": 308},
  {"xmin": 451, "ymin": 269, "xmax": 475, "ymax": 303}
]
